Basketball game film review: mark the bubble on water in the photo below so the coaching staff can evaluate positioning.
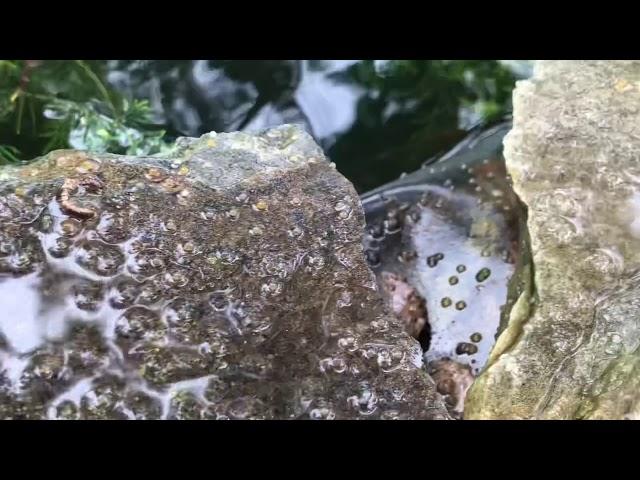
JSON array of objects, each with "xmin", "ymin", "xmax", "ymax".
[
  {"xmin": 470, "ymin": 332, "xmax": 482, "ymax": 343},
  {"xmin": 456, "ymin": 264, "xmax": 467, "ymax": 273},
  {"xmin": 427, "ymin": 253, "xmax": 444, "ymax": 268},
  {"xmin": 455, "ymin": 300, "xmax": 467, "ymax": 310},
  {"xmin": 319, "ymin": 356, "xmax": 347, "ymax": 374},
  {"xmin": 475, "ymin": 268, "xmax": 491, "ymax": 282},
  {"xmin": 456, "ymin": 342, "xmax": 478, "ymax": 355},
  {"xmin": 96, "ymin": 213, "xmax": 128, "ymax": 243}
]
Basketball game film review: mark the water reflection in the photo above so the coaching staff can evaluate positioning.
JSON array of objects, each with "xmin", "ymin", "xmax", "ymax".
[{"xmin": 105, "ymin": 60, "xmax": 524, "ymax": 191}]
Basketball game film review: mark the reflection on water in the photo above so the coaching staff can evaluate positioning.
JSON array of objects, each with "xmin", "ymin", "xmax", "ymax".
[
  {"xmin": 106, "ymin": 60, "xmax": 526, "ymax": 191},
  {"xmin": 0, "ymin": 273, "xmax": 43, "ymax": 353}
]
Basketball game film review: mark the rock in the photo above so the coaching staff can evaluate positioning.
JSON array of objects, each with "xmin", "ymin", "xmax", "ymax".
[
  {"xmin": 0, "ymin": 124, "xmax": 450, "ymax": 419},
  {"xmin": 466, "ymin": 61, "xmax": 640, "ymax": 419},
  {"xmin": 428, "ymin": 359, "xmax": 474, "ymax": 419}
]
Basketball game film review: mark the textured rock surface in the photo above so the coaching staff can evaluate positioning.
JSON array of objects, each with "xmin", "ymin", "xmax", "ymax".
[
  {"xmin": 466, "ymin": 60, "xmax": 640, "ymax": 419},
  {"xmin": 0, "ymin": 124, "xmax": 450, "ymax": 419}
]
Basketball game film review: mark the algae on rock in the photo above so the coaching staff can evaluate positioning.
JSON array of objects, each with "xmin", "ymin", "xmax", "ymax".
[{"xmin": 466, "ymin": 61, "xmax": 640, "ymax": 419}]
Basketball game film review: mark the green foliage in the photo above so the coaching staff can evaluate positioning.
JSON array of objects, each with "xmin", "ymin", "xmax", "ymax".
[
  {"xmin": 0, "ymin": 144, "xmax": 20, "ymax": 164},
  {"xmin": 0, "ymin": 60, "xmax": 170, "ymax": 163}
]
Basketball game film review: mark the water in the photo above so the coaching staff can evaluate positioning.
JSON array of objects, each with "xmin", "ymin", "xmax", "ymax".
[
  {"xmin": 105, "ymin": 60, "xmax": 526, "ymax": 192},
  {"xmin": 362, "ymin": 120, "xmax": 523, "ymax": 374}
]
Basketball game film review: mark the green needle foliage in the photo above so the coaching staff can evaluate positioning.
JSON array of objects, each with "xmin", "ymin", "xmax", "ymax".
[{"xmin": 0, "ymin": 60, "xmax": 170, "ymax": 164}]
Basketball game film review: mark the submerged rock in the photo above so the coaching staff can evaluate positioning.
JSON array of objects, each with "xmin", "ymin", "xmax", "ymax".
[
  {"xmin": 0, "ymin": 125, "xmax": 450, "ymax": 419},
  {"xmin": 466, "ymin": 60, "xmax": 640, "ymax": 419}
]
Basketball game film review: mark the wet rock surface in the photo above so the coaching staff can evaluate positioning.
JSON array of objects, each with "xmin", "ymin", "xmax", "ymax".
[
  {"xmin": 0, "ymin": 125, "xmax": 450, "ymax": 419},
  {"xmin": 466, "ymin": 61, "xmax": 640, "ymax": 419}
]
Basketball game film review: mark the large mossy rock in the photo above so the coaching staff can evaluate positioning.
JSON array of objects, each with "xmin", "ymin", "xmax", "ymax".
[
  {"xmin": 0, "ymin": 125, "xmax": 450, "ymax": 419},
  {"xmin": 466, "ymin": 61, "xmax": 640, "ymax": 419}
]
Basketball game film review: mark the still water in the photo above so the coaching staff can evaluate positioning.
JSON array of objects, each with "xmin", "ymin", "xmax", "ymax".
[{"xmin": 105, "ymin": 60, "xmax": 530, "ymax": 191}]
